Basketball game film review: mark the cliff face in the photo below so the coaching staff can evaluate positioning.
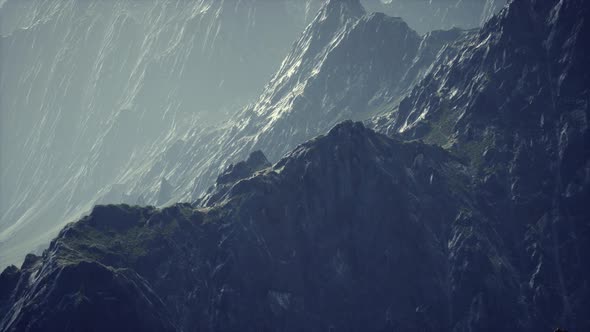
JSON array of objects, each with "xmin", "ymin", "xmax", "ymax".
[{"xmin": 373, "ymin": 0, "xmax": 590, "ymax": 329}]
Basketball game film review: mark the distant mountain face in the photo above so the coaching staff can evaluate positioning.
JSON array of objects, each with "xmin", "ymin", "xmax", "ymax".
[
  {"xmin": 114, "ymin": 0, "xmax": 468, "ymax": 209},
  {"xmin": 0, "ymin": 0, "xmax": 316, "ymax": 114},
  {"xmin": 0, "ymin": 0, "xmax": 317, "ymax": 267}
]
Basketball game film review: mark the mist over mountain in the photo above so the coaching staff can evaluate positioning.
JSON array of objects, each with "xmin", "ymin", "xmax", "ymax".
[
  {"xmin": 0, "ymin": 0, "xmax": 317, "ymax": 267},
  {"xmin": 110, "ymin": 0, "xmax": 472, "ymax": 211},
  {"xmin": 0, "ymin": 0, "xmax": 492, "ymax": 268},
  {"xmin": 1, "ymin": 0, "xmax": 588, "ymax": 331}
]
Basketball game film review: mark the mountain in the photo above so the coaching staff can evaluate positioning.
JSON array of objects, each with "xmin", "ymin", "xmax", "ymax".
[
  {"xmin": 114, "ymin": 0, "xmax": 468, "ymax": 213},
  {"xmin": 0, "ymin": 0, "xmax": 498, "ymax": 269},
  {"xmin": 0, "ymin": 0, "xmax": 317, "ymax": 267},
  {"xmin": 373, "ymin": 0, "xmax": 590, "ymax": 329},
  {"xmin": 2, "ymin": 0, "xmax": 589, "ymax": 329},
  {"xmin": 1, "ymin": 122, "xmax": 497, "ymax": 331},
  {"xmin": 3, "ymin": 121, "xmax": 581, "ymax": 331}
]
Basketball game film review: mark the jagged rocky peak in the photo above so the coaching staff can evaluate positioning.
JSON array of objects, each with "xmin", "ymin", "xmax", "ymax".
[
  {"xmin": 319, "ymin": 121, "xmax": 385, "ymax": 148},
  {"xmin": 328, "ymin": 119, "xmax": 366, "ymax": 136},
  {"xmin": 268, "ymin": 0, "xmax": 366, "ymax": 85},
  {"xmin": 245, "ymin": 150, "xmax": 271, "ymax": 171},
  {"xmin": 273, "ymin": 121, "xmax": 454, "ymax": 187},
  {"xmin": 322, "ymin": 0, "xmax": 365, "ymax": 19},
  {"xmin": 241, "ymin": 0, "xmax": 453, "ymax": 160},
  {"xmin": 199, "ymin": 150, "xmax": 271, "ymax": 207},
  {"xmin": 288, "ymin": 0, "xmax": 365, "ymax": 63},
  {"xmin": 349, "ymin": 11, "xmax": 420, "ymax": 52},
  {"xmin": 216, "ymin": 150, "xmax": 271, "ymax": 186},
  {"xmin": 0, "ymin": 265, "xmax": 19, "ymax": 303},
  {"xmin": 275, "ymin": 121, "xmax": 379, "ymax": 166}
]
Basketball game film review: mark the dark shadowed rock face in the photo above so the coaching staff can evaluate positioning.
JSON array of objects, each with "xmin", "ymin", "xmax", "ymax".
[
  {"xmin": 215, "ymin": 150, "xmax": 271, "ymax": 186},
  {"xmin": 372, "ymin": 0, "xmax": 590, "ymax": 330},
  {"xmin": 1, "ymin": 122, "xmax": 517, "ymax": 331},
  {"xmin": 199, "ymin": 150, "xmax": 272, "ymax": 207}
]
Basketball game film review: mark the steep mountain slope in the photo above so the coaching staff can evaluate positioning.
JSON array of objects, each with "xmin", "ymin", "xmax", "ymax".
[
  {"xmin": 0, "ymin": 0, "xmax": 317, "ymax": 267},
  {"xmin": 115, "ymin": 0, "xmax": 468, "ymax": 211},
  {"xmin": 2, "ymin": 122, "xmax": 521, "ymax": 331},
  {"xmin": 373, "ymin": 0, "xmax": 590, "ymax": 329}
]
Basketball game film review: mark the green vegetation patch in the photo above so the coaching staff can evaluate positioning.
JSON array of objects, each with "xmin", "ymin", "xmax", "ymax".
[{"xmin": 53, "ymin": 204, "xmax": 201, "ymax": 266}]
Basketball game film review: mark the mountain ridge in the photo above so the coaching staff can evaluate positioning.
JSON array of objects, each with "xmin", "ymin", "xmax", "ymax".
[{"xmin": 1, "ymin": 121, "xmax": 489, "ymax": 331}]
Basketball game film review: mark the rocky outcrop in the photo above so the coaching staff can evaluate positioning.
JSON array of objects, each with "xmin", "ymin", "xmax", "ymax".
[{"xmin": 199, "ymin": 150, "xmax": 272, "ymax": 206}]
